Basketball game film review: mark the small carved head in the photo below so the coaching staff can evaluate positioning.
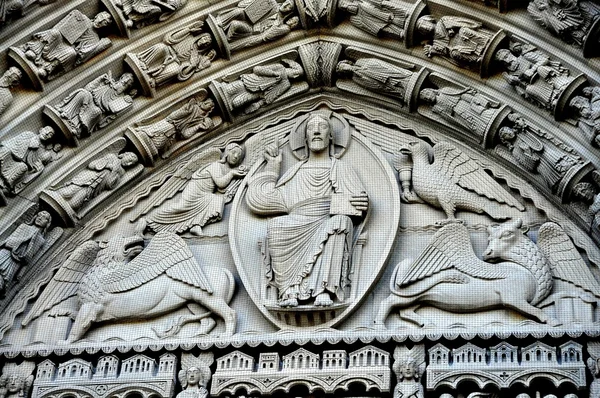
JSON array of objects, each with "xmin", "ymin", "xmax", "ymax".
[
  {"xmin": 572, "ymin": 182, "xmax": 595, "ymax": 202},
  {"xmin": 570, "ymin": 96, "xmax": 591, "ymax": 118},
  {"xmin": 495, "ymin": 49, "xmax": 515, "ymax": 66},
  {"xmin": 196, "ymin": 33, "xmax": 212, "ymax": 47},
  {"xmin": 93, "ymin": 11, "xmax": 113, "ymax": 28},
  {"xmin": 416, "ymin": 15, "xmax": 436, "ymax": 36},
  {"xmin": 118, "ymin": 73, "xmax": 135, "ymax": 93},
  {"xmin": 335, "ymin": 60, "xmax": 355, "ymax": 74},
  {"xmin": 419, "ymin": 88, "xmax": 437, "ymax": 104},
  {"xmin": 38, "ymin": 126, "xmax": 55, "ymax": 141},
  {"xmin": 119, "ymin": 152, "xmax": 139, "ymax": 168},
  {"xmin": 0, "ymin": 362, "xmax": 35, "ymax": 397},
  {"xmin": 305, "ymin": 114, "xmax": 332, "ymax": 153},
  {"xmin": 33, "ymin": 211, "xmax": 52, "ymax": 231},
  {"xmin": 221, "ymin": 143, "xmax": 245, "ymax": 167},
  {"xmin": 201, "ymin": 98, "xmax": 215, "ymax": 112},
  {"xmin": 279, "ymin": 0, "xmax": 294, "ymax": 13},
  {"xmin": 286, "ymin": 16, "xmax": 300, "ymax": 29},
  {"xmin": 483, "ymin": 218, "xmax": 528, "ymax": 261},
  {"xmin": 498, "ymin": 126, "xmax": 516, "ymax": 145},
  {"xmin": 2, "ymin": 67, "xmax": 21, "ymax": 88}
]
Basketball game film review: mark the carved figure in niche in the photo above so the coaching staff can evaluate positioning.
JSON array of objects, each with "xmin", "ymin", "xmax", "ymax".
[
  {"xmin": 495, "ymin": 42, "xmax": 574, "ymax": 110},
  {"xmin": 116, "ymin": 0, "xmax": 187, "ymax": 28},
  {"xmin": 588, "ymin": 342, "xmax": 600, "ymax": 398},
  {"xmin": 0, "ymin": 211, "xmax": 54, "ymax": 293},
  {"xmin": 528, "ymin": 0, "xmax": 600, "ymax": 47},
  {"xmin": 216, "ymin": 0, "xmax": 298, "ymax": 52},
  {"xmin": 246, "ymin": 113, "xmax": 369, "ymax": 308},
  {"xmin": 337, "ymin": 0, "xmax": 407, "ymax": 39},
  {"xmin": 56, "ymin": 152, "xmax": 138, "ymax": 212},
  {"xmin": 416, "ymin": 15, "xmax": 494, "ymax": 68},
  {"xmin": 393, "ymin": 346, "xmax": 425, "ymax": 398},
  {"xmin": 177, "ymin": 353, "xmax": 213, "ymax": 398},
  {"xmin": 496, "ymin": 113, "xmax": 580, "ymax": 193},
  {"xmin": 134, "ymin": 144, "xmax": 246, "ymax": 236},
  {"xmin": 18, "ymin": 10, "xmax": 112, "ymax": 80},
  {"xmin": 395, "ymin": 141, "xmax": 524, "ymax": 224},
  {"xmin": 419, "ymin": 87, "xmax": 501, "ymax": 138},
  {"xmin": 570, "ymin": 86, "xmax": 600, "ymax": 145},
  {"xmin": 23, "ymin": 231, "xmax": 237, "ymax": 342},
  {"xmin": 0, "ymin": 126, "xmax": 61, "ymax": 203},
  {"xmin": 0, "ymin": 362, "xmax": 34, "ymax": 398},
  {"xmin": 133, "ymin": 21, "xmax": 216, "ymax": 88},
  {"xmin": 0, "ymin": 67, "xmax": 21, "ymax": 117},
  {"xmin": 336, "ymin": 58, "xmax": 413, "ymax": 100},
  {"xmin": 130, "ymin": 93, "xmax": 222, "ymax": 158},
  {"xmin": 53, "ymin": 72, "xmax": 136, "ymax": 137},
  {"xmin": 376, "ymin": 219, "xmax": 600, "ymax": 327},
  {"xmin": 220, "ymin": 59, "xmax": 304, "ymax": 114}
]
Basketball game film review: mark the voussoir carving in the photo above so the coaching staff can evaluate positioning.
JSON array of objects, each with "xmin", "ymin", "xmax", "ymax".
[
  {"xmin": 0, "ymin": 362, "xmax": 35, "ymax": 398},
  {"xmin": 177, "ymin": 353, "xmax": 213, "ymax": 398},
  {"xmin": 393, "ymin": 346, "xmax": 425, "ymax": 398}
]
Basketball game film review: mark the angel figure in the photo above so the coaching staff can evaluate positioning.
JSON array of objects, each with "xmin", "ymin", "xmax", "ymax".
[
  {"xmin": 177, "ymin": 353, "xmax": 214, "ymax": 398},
  {"xmin": 392, "ymin": 346, "xmax": 425, "ymax": 398},
  {"xmin": 135, "ymin": 144, "xmax": 247, "ymax": 236},
  {"xmin": 0, "ymin": 362, "xmax": 35, "ymax": 398}
]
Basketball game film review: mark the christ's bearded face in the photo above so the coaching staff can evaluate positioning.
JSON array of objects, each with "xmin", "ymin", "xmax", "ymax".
[{"xmin": 306, "ymin": 117, "xmax": 331, "ymax": 153}]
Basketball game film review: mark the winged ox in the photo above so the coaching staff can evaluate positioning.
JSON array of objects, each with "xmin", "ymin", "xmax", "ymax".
[{"xmin": 22, "ymin": 231, "xmax": 236, "ymax": 342}]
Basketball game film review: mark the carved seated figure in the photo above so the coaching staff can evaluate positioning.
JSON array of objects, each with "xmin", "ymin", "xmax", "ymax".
[
  {"xmin": 116, "ymin": 0, "xmax": 187, "ymax": 28},
  {"xmin": 19, "ymin": 11, "xmax": 112, "ymax": 80},
  {"xmin": 570, "ymin": 86, "xmax": 600, "ymax": 145},
  {"xmin": 246, "ymin": 114, "xmax": 369, "ymax": 308}
]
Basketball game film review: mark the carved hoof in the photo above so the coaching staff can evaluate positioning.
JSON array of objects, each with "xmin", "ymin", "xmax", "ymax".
[
  {"xmin": 314, "ymin": 292, "xmax": 333, "ymax": 307},
  {"xmin": 278, "ymin": 298, "xmax": 298, "ymax": 307}
]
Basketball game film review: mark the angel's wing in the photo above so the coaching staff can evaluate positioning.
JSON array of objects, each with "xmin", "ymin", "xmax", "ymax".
[
  {"xmin": 433, "ymin": 142, "xmax": 525, "ymax": 211},
  {"xmin": 22, "ymin": 241, "xmax": 100, "ymax": 326},
  {"xmin": 98, "ymin": 231, "xmax": 213, "ymax": 294},
  {"xmin": 397, "ymin": 223, "xmax": 507, "ymax": 286},
  {"xmin": 538, "ymin": 222, "xmax": 600, "ymax": 298},
  {"xmin": 181, "ymin": 352, "xmax": 214, "ymax": 370},
  {"xmin": 130, "ymin": 147, "xmax": 222, "ymax": 221}
]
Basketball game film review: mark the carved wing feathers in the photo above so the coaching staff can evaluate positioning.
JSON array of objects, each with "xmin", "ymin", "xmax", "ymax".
[
  {"xmin": 398, "ymin": 223, "xmax": 506, "ymax": 286},
  {"xmin": 135, "ymin": 147, "xmax": 222, "ymax": 218},
  {"xmin": 23, "ymin": 241, "xmax": 100, "ymax": 325},
  {"xmin": 100, "ymin": 232, "xmax": 213, "ymax": 293},
  {"xmin": 434, "ymin": 143, "xmax": 524, "ymax": 210},
  {"xmin": 538, "ymin": 223, "xmax": 600, "ymax": 298}
]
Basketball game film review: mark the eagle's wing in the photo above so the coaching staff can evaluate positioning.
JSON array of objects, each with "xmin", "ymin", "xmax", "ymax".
[
  {"xmin": 538, "ymin": 222, "xmax": 600, "ymax": 298},
  {"xmin": 397, "ymin": 223, "xmax": 507, "ymax": 286},
  {"xmin": 99, "ymin": 231, "xmax": 213, "ymax": 293},
  {"xmin": 130, "ymin": 147, "xmax": 222, "ymax": 221},
  {"xmin": 433, "ymin": 142, "xmax": 525, "ymax": 210},
  {"xmin": 22, "ymin": 241, "xmax": 100, "ymax": 326}
]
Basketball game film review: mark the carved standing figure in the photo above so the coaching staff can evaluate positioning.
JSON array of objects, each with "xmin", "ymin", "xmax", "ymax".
[
  {"xmin": 336, "ymin": 58, "xmax": 413, "ymax": 100},
  {"xmin": 570, "ymin": 86, "xmax": 600, "ymax": 145},
  {"xmin": 19, "ymin": 10, "xmax": 112, "ymax": 80},
  {"xmin": 0, "ymin": 211, "xmax": 52, "ymax": 292},
  {"xmin": 177, "ymin": 353, "xmax": 213, "ymax": 398},
  {"xmin": 246, "ymin": 113, "xmax": 369, "ymax": 308},
  {"xmin": 135, "ymin": 144, "xmax": 247, "ymax": 236},
  {"xmin": 134, "ymin": 21, "xmax": 216, "ymax": 87},
  {"xmin": 419, "ymin": 87, "xmax": 501, "ymax": 138},
  {"xmin": 220, "ymin": 59, "xmax": 304, "ymax": 114},
  {"xmin": 393, "ymin": 346, "xmax": 425, "ymax": 398},
  {"xmin": 117, "ymin": 0, "xmax": 187, "ymax": 28},
  {"xmin": 396, "ymin": 141, "xmax": 524, "ymax": 223},
  {"xmin": 56, "ymin": 152, "xmax": 138, "ymax": 212},
  {"xmin": 53, "ymin": 72, "xmax": 136, "ymax": 137},
  {"xmin": 130, "ymin": 95, "xmax": 221, "ymax": 157},
  {"xmin": 0, "ymin": 362, "xmax": 35, "ymax": 398},
  {"xmin": 0, "ymin": 67, "xmax": 21, "ymax": 117},
  {"xmin": 338, "ymin": 0, "xmax": 407, "ymax": 39},
  {"xmin": 495, "ymin": 43, "xmax": 574, "ymax": 110},
  {"xmin": 416, "ymin": 15, "xmax": 494, "ymax": 68},
  {"xmin": 0, "ymin": 126, "xmax": 60, "ymax": 203}
]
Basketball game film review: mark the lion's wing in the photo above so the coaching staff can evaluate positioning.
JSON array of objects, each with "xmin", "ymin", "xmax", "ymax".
[
  {"xmin": 398, "ymin": 223, "xmax": 506, "ymax": 286},
  {"xmin": 99, "ymin": 231, "xmax": 212, "ymax": 293},
  {"xmin": 22, "ymin": 241, "xmax": 100, "ymax": 326}
]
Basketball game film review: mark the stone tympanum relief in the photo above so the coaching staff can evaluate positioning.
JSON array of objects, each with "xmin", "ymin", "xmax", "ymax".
[
  {"xmin": 133, "ymin": 144, "xmax": 246, "ymax": 236},
  {"xmin": 43, "ymin": 72, "xmax": 137, "ymax": 143},
  {"xmin": 125, "ymin": 21, "xmax": 216, "ymax": 97},
  {"xmin": 393, "ymin": 345, "xmax": 425, "ymax": 398},
  {"xmin": 22, "ymin": 230, "xmax": 236, "ymax": 343},
  {"xmin": 177, "ymin": 353, "xmax": 213, "ymax": 398},
  {"xmin": 0, "ymin": 211, "xmax": 61, "ymax": 293},
  {"xmin": 126, "ymin": 91, "xmax": 222, "ymax": 165},
  {"xmin": 0, "ymin": 126, "xmax": 61, "ymax": 206},
  {"xmin": 0, "ymin": 362, "xmax": 35, "ymax": 398},
  {"xmin": 8, "ymin": 10, "xmax": 113, "ymax": 90},
  {"xmin": 376, "ymin": 219, "xmax": 600, "ymax": 328},
  {"xmin": 230, "ymin": 110, "xmax": 400, "ymax": 328}
]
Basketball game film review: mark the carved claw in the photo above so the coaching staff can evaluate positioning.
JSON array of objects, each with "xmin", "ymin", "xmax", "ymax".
[{"xmin": 153, "ymin": 316, "xmax": 184, "ymax": 338}]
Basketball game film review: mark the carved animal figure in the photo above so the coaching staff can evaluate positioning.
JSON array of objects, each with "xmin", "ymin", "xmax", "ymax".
[
  {"xmin": 22, "ymin": 231, "xmax": 236, "ymax": 342},
  {"xmin": 374, "ymin": 219, "xmax": 600, "ymax": 327},
  {"xmin": 399, "ymin": 141, "xmax": 524, "ymax": 223}
]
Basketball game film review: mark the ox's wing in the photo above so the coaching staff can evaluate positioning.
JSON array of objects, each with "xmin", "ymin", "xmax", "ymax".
[
  {"xmin": 433, "ymin": 142, "xmax": 525, "ymax": 210},
  {"xmin": 130, "ymin": 147, "xmax": 222, "ymax": 221},
  {"xmin": 538, "ymin": 222, "xmax": 600, "ymax": 298},
  {"xmin": 99, "ymin": 231, "xmax": 213, "ymax": 293},
  {"xmin": 22, "ymin": 241, "xmax": 100, "ymax": 326},
  {"xmin": 398, "ymin": 223, "xmax": 507, "ymax": 286}
]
